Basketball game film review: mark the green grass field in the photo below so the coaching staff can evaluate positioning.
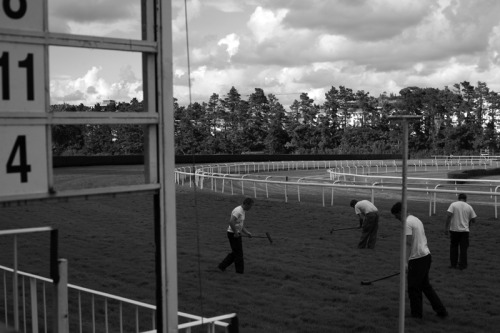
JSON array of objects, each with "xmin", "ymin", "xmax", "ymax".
[{"xmin": 1, "ymin": 165, "xmax": 499, "ymax": 332}]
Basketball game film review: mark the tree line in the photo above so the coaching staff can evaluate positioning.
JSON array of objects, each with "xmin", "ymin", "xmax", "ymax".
[{"xmin": 51, "ymin": 81, "xmax": 500, "ymax": 157}]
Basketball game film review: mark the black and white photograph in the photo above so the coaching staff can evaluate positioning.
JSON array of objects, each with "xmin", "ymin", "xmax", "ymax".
[{"xmin": 2, "ymin": 1, "xmax": 500, "ymax": 332}]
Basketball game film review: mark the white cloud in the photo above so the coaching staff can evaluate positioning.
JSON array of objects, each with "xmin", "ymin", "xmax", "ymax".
[
  {"xmin": 307, "ymin": 88, "xmax": 327, "ymax": 103},
  {"xmin": 175, "ymin": 69, "xmax": 185, "ymax": 78},
  {"xmin": 50, "ymin": 66, "xmax": 142, "ymax": 106},
  {"xmin": 316, "ymin": 34, "xmax": 349, "ymax": 56},
  {"xmin": 46, "ymin": 0, "xmax": 500, "ymax": 111},
  {"xmin": 218, "ymin": 33, "xmax": 240, "ymax": 60},
  {"xmin": 247, "ymin": 7, "xmax": 288, "ymax": 43}
]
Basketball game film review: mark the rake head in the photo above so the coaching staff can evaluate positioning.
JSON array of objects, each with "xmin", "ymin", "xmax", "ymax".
[{"xmin": 265, "ymin": 232, "xmax": 273, "ymax": 244}]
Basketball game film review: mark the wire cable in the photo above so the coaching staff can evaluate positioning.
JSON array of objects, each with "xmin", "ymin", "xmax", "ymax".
[{"xmin": 184, "ymin": 0, "xmax": 205, "ymax": 325}]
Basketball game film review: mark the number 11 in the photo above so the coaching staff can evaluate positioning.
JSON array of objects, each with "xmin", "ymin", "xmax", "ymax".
[{"xmin": 0, "ymin": 51, "xmax": 34, "ymax": 101}]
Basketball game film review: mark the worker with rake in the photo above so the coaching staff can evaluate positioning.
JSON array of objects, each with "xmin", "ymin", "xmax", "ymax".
[
  {"xmin": 350, "ymin": 199, "xmax": 379, "ymax": 249},
  {"xmin": 391, "ymin": 202, "xmax": 448, "ymax": 319},
  {"xmin": 218, "ymin": 198, "xmax": 254, "ymax": 274}
]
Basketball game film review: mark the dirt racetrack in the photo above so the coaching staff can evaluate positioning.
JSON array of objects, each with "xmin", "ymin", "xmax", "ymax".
[{"xmin": 1, "ymin": 164, "xmax": 499, "ymax": 332}]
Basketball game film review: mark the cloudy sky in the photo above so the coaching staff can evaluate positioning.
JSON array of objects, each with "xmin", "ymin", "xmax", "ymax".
[{"xmin": 48, "ymin": 0, "xmax": 500, "ymax": 109}]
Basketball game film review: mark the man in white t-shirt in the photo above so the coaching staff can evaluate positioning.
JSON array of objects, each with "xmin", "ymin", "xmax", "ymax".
[
  {"xmin": 350, "ymin": 199, "xmax": 379, "ymax": 249},
  {"xmin": 444, "ymin": 193, "xmax": 477, "ymax": 270},
  {"xmin": 218, "ymin": 198, "xmax": 254, "ymax": 274},
  {"xmin": 391, "ymin": 202, "xmax": 448, "ymax": 319}
]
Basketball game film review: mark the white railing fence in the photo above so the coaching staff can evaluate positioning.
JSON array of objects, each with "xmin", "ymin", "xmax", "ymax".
[
  {"xmin": 175, "ymin": 159, "xmax": 500, "ymax": 218},
  {"xmin": 1, "ymin": 229, "xmax": 236, "ymax": 333},
  {"xmin": 0, "ymin": 227, "xmax": 67, "ymax": 333},
  {"xmin": 175, "ymin": 157, "xmax": 497, "ymax": 180}
]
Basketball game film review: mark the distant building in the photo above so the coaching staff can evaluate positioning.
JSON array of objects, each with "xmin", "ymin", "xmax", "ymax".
[{"xmin": 102, "ymin": 99, "xmax": 116, "ymax": 106}]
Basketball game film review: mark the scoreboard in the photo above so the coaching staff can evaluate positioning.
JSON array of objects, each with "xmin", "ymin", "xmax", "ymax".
[
  {"xmin": 1, "ymin": 0, "xmax": 48, "ymax": 197},
  {"xmin": 0, "ymin": 1, "xmax": 179, "ymax": 332}
]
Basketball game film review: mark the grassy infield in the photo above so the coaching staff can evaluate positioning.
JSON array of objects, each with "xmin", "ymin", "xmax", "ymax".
[{"xmin": 1, "ymin": 165, "xmax": 500, "ymax": 332}]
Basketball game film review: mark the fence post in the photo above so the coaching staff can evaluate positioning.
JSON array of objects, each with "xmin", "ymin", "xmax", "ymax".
[
  {"xmin": 427, "ymin": 192, "xmax": 433, "ymax": 216},
  {"xmin": 13, "ymin": 235, "xmax": 19, "ymax": 331},
  {"xmin": 496, "ymin": 193, "xmax": 498, "ymax": 219},
  {"xmin": 29, "ymin": 278, "xmax": 39, "ymax": 333},
  {"xmin": 53, "ymin": 259, "xmax": 69, "ymax": 333}
]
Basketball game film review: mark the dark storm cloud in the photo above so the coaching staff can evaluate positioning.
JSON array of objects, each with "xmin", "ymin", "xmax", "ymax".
[
  {"xmin": 232, "ymin": 38, "xmax": 301, "ymax": 67},
  {"xmin": 441, "ymin": 0, "xmax": 500, "ymax": 54},
  {"xmin": 63, "ymin": 90, "xmax": 85, "ymax": 101},
  {"xmin": 258, "ymin": 0, "xmax": 437, "ymax": 41},
  {"xmin": 237, "ymin": 0, "xmax": 500, "ymax": 75},
  {"xmin": 87, "ymin": 86, "xmax": 97, "ymax": 94},
  {"xmin": 50, "ymin": 0, "xmax": 137, "ymax": 24},
  {"xmin": 282, "ymin": 0, "xmax": 436, "ymax": 41},
  {"xmin": 134, "ymin": 84, "xmax": 143, "ymax": 93}
]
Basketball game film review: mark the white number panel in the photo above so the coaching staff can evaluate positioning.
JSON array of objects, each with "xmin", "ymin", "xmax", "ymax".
[
  {"xmin": 0, "ymin": 43, "xmax": 45, "ymax": 112},
  {"xmin": 0, "ymin": 126, "xmax": 48, "ymax": 197},
  {"xmin": 0, "ymin": 0, "xmax": 43, "ymax": 31}
]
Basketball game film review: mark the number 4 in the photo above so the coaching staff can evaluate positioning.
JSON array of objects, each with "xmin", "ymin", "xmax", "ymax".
[{"xmin": 6, "ymin": 135, "xmax": 31, "ymax": 183}]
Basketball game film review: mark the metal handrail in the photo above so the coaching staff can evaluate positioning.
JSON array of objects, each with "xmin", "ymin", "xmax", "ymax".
[
  {"xmin": 0, "ymin": 265, "xmax": 234, "ymax": 333},
  {"xmin": 176, "ymin": 160, "xmax": 500, "ymax": 218}
]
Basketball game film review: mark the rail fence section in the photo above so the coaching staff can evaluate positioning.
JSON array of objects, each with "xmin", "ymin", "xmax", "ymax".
[
  {"xmin": 175, "ymin": 157, "xmax": 500, "ymax": 218},
  {"xmin": 0, "ymin": 266, "xmax": 235, "ymax": 333},
  {"xmin": 0, "ymin": 229, "xmax": 235, "ymax": 333}
]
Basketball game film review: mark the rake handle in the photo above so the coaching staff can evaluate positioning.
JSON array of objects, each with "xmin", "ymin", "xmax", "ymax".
[
  {"xmin": 330, "ymin": 226, "xmax": 359, "ymax": 233},
  {"xmin": 361, "ymin": 272, "xmax": 400, "ymax": 286},
  {"xmin": 243, "ymin": 233, "xmax": 273, "ymax": 244}
]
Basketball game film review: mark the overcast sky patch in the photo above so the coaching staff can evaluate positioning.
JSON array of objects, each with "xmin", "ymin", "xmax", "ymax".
[{"xmin": 47, "ymin": 0, "xmax": 500, "ymax": 108}]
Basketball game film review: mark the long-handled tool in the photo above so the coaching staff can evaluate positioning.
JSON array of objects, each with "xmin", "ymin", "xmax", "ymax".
[
  {"xmin": 361, "ymin": 272, "xmax": 400, "ymax": 285},
  {"xmin": 244, "ymin": 232, "xmax": 273, "ymax": 244},
  {"xmin": 330, "ymin": 226, "xmax": 359, "ymax": 234}
]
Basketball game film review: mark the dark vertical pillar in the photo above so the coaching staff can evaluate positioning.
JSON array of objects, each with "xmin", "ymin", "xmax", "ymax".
[{"xmin": 154, "ymin": 193, "xmax": 162, "ymax": 331}]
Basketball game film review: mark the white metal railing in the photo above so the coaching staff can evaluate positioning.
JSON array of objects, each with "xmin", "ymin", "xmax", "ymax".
[
  {"xmin": 0, "ymin": 265, "xmax": 235, "ymax": 333},
  {"xmin": 175, "ymin": 159, "xmax": 500, "ymax": 218},
  {"xmin": 0, "ymin": 227, "xmax": 65, "ymax": 333},
  {"xmin": 176, "ymin": 158, "xmax": 497, "ymax": 184},
  {"xmin": 1, "ymin": 227, "xmax": 235, "ymax": 333}
]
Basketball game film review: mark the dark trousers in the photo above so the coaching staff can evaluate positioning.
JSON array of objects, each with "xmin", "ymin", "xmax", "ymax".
[
  {"xmin": 449, "ymin": 231, "xmax": 469, "ymax": 269},
  {"xmin": 358, "ymin": 212, "xmax": 379, "ymax": 249},
  {"xmin": 219, "ymin": 232, "xmax": 244, "ymax": 273},
  {"xmin": 407, "ymin": 254, "xmax": 446, "ymax": 318}
]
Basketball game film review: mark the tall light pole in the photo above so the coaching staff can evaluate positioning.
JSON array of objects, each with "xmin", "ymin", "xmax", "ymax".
[{"xmin": 389, "ymin": 115, "xmax": 421, "ymax": 333}]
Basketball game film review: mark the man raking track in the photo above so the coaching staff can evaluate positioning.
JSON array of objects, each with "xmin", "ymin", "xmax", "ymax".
[
  {"xmin": 350, "ymin": 199, "xmax": 380, "ymax": 249},
  {"xmin": 217, "ymin": 198, "xmax": 255, "ymax": 274}
]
